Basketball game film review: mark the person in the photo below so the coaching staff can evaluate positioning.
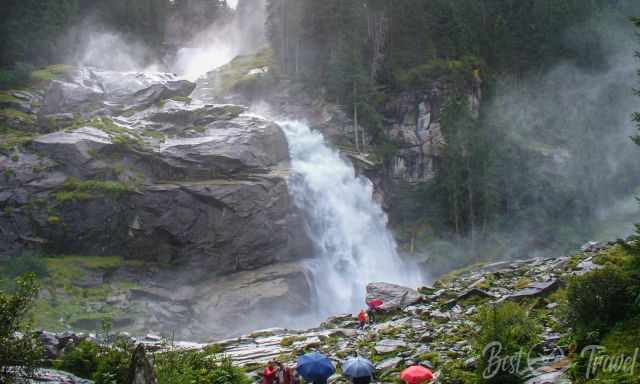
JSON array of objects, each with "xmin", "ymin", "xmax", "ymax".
[
  {"xmin": 358, "ymin": 309, "xmax": 367, "ymax": 329},
  {"xmin": 366, "ymin": 307, "xmax": 376, "ymax": 324},
  {"xmin": 263, "ymin": 361, "xmax": 278, "ymax": 384},
  {"xmin": 275, "ymin": 362, "xmax": 286, "ymax": 384}
]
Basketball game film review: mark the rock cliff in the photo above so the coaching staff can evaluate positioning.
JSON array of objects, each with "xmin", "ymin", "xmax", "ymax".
[{"xmin": 0, "ymin": 66, "xmax": 312, "ymax": 339}]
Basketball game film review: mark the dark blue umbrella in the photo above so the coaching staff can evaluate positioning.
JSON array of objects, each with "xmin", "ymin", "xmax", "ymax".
[
  {"xmin": 342, "ymin": 357, "xmax": 375, "ymax": 380},
  {"xmin": 297, "ymin": 352, "xmax": 336, "ymax": 383}
]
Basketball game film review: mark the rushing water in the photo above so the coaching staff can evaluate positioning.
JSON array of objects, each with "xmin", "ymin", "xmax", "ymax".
[{"xmin": 280, "ymin": 121, "xmax": 422, "ymax": 316}]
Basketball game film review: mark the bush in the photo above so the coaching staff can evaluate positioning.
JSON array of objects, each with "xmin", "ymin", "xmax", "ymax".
[
  {"xmin": 93, "ymin": 339, "xmax": 134, "ymax": 384},
  {"xmin": 0, "ymin": 273, "xmax": 44, "ymax": 382},
  {"xmin": 155, "ymin": 350, "xmax": 251, "ymax": 384},
  {"xmin": 54, "ymin": 339, "xmax": 99, "ymax": 379},
  {"xmin": 566, "ymin": 266, "xmax": 636, "ymax": 346},
  {"xmin": 472, "ymin": 302, "xmax": 541, "ymax": 384}
]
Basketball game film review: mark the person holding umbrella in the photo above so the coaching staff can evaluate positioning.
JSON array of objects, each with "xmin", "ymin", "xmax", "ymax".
[
  {"xmin": 296, "ymin": 352, "xmax": 336, "ymax": 384},
  {"xmin": 341, "ymin": 356, "xmax": 375, "ymax": 384},
  {"xmin": 400, "ymin": 365, "xmax": 434, "ymax": 384},
  {"xmin": 366, "ymin": 299, "xmax": 384, "ymax": 323}
]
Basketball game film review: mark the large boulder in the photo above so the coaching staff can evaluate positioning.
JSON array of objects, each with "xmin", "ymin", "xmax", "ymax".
[{"xmin": 366, "ymin": 282, "xmax": 422, "ymax": 310}]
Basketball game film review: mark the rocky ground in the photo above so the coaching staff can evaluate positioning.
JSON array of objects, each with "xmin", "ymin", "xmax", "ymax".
[{"xmin": 35, "ymin": 241, "xmax": 611, "ymax": 384}]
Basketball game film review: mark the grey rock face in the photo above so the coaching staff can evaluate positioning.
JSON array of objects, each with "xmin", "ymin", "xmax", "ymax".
[{"xmin": 0, "ymin": 66, "xmax": 314, "ymax": 338}]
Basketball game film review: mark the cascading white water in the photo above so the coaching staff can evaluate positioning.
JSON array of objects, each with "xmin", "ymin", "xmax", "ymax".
[{"xmin": 280, "ymin": 121, "xmax": 422, "ymax": 316}]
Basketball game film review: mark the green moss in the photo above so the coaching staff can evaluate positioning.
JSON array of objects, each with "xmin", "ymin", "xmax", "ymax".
[
  {"xmin": 213, "ymin": 49, "xmax": 274, "ymax": 94},
  {"xmin": 11, "ymin": 154, "xmax": 19, "ymax": 162},
  {"xmin": 30, "ymin": 64, "xmax": 74, "ymax": 82},
  {"xmin": 3, "ymin": 207, "xmax": 12, "ymax": 217},
  {"xmin": 47, "ymin": 216, "xmax": 61, "ymax": 225},
  {"xmin": 514, "ymin": 277, "xmax": 532, "ymax": 290},
  {"xmin": 0, "ymin": 92, "xmax": 20, "ymax": 104},
  {"xmin": 0, "ymin": 108, "xmax": 36, "ymax": 124},
  {"xmin": 142, "ymin": 129, "xmax": 166, "ymax": 140},
  {"xmin": 0, "ymin": 129, "xmax": 34, "ymax": 151},
  {"xmin": 54, "ymin": 177, "xmax": 133, "ymax": 203}
]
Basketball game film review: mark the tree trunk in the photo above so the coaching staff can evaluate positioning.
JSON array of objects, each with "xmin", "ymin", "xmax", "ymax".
[{"xmin": 354, "ymin": 80, "xmax": 359, "ymax": 152}]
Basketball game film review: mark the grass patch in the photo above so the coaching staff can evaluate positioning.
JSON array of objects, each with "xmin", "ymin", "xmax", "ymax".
[
  {"xmin": 0, "ymin": 108, "xmax": 36, "ymax": 124},
  {"xmin": 0, "ymin": 128, "xmax": 34, "ymax": 151},
  {"xmin": 213, "ymin": 49, "xmax": 273, "ymax": 94},
  {"xmin": 30, "ymin": 64, "xmax": 74, "ymax": 82},
  {"xmin": 54, "ymin": 177, "xmax": 132, "ymax": 203},
  {"xmin": 0, "ymin": 92, "xmax": 20, "ymax": 104}
]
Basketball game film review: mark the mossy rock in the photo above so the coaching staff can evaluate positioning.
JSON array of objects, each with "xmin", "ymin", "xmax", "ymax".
[{"xmin": 31, "ymin": 64, "xmax": 74, "ymax": 83}]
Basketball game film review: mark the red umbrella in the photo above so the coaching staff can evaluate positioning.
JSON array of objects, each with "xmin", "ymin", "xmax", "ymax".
[
  {"xmin": 400, "ymin": 366, "xmax": 433, "ymax": 384},
  {"xmin": 367, "ymin": 299, "xmax": 384, "ymax": 309}
]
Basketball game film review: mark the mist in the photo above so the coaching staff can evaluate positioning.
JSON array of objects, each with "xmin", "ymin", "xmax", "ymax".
[{"xmin": 414, "ymin": 12, "xmax": 640, "ymax": 277}]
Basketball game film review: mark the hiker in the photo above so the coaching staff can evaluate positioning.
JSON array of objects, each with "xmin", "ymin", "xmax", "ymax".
[
  {"xmin": 358, "ymin": 309, "xmax": 367, "ymax": 329},
  {"xmin": 263, "ymin": 361, "xmax": 278, "ymax": 384},
  {"xmin": 366, "ymin": 307, "xmax": 376, "ymax": 324}
]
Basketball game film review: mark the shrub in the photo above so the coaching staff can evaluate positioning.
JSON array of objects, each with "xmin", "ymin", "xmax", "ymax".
[
  {"xmin": 155, "ymin": 351, "xmax": 251, "ymax": 384},
  {"xmin": 94, "ymin": 339, "xmax": 133, "ymax": 384},
  {"xmin": 0, "ymin": 273, "xmax": 44, "ymax": 382},
  {"xmin": 566, "ymin": 266, "xmax": 635, "ymax": 346},
  {"xmin": 472, "ymin": 302, "xmax": 541, "ymax": 384},
  {"xmin": 54, "ymin": 339, "xmax": 99, "ymax": 379}
]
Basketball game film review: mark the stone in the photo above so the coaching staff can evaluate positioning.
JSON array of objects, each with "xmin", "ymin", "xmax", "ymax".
[
  {"xmin": 374, "ymin": 339, "xmax": 406, "ymax": 354},
  {"xmin": 37, "ymin": 331, "xmax": 61, "ymax": 359},
  {"xmin": 508, "ymin": 280, "xmax": 561, "ymax": 301},
  {"xmin": 376, "ymin": 357, "xmax": 403, "ymax": 370},
  {"xmin": 127, "ymin": 344, "xmax": 158, "ymax": 384},
  {"xmin": 419, "ymin": 332, "xmax": 434, "ymax": 343},
  {"xmin": 366, "ymin": 282, "xmax": 422, "ymax": 310}
]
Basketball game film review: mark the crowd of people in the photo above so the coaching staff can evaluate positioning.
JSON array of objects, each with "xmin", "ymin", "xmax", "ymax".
[
  {"xmin": 262, "ymin": 361, "xmax": 300, "ymax": 384},
  {"xmin": 258, "ymin": 299, "xmax": 429, "ymax": 384}
]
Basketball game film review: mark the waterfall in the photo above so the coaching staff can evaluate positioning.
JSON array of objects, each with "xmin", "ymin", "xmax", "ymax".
[{"xmin": 280, "ymin": 121, "xmax": 422, "ymax": 316}]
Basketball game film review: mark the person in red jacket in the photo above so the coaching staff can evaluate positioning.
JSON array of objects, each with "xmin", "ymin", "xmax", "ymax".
[
  {"xmin": 358, "ymin": 309, "xmax": 367, "ymax": 329},
  {"xmin": 263, "ymin": 361, "xmax": 278, "ymax": 384}
]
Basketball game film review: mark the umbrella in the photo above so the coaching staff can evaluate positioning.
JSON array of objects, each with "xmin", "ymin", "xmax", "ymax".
[
  {"xmin": 400, "ymin": 366, "xmax": 433, "ymax": 384},
  {"xmin": 367, "ymin": 299, "xmax": 384, "ymax": 309},
  {"xmin": 342, "ymin": 357, "xmax": 375, "ymax": 380},
  {"xmin": 297, "ymin": 352, "xmax": 336, "ymax": 383}
]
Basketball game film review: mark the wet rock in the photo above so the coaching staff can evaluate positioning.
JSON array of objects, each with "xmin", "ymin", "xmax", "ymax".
[
  {"xmin": 37, "ymin": 331, "xmax": 62, "ymax": 359},
  {"xmin": 374, "ymin": 339, "xmax": 406, "ymax": 354},
  {"xmin": 366, "ymin": 282, "xmax": 422, "ymax": 310},
  {"xmin": 376, "ymin": 357, "xmax": 403, "ymax": 370},
  {"xmin": 127, "ymin": 344, "xmax": 157, "ymax": 384},
  {"xmin": 17, "ymin": 369, "xmax": 94, "ymax": 383},
  {"xmin": 508, "ymin": 279, "xmax": 560, "ymax": 301},
  {"xmin": 580, "ymin": 241, "xmax": 605, "ymax": 253}
]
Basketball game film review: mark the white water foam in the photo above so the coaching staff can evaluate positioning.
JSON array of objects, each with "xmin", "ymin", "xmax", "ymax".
[{"xmin": 280, "ymin": 121, "xmax": 422, "ymax": 316}]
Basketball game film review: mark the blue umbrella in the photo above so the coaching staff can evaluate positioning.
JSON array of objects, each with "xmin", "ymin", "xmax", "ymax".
[
  {"xmin": 297, "ymin": 352, "xmax": 336, "ymax": 383},
  {"xmin": 342, "ymin": 357, "xmax": 375, "ymax": 380}
]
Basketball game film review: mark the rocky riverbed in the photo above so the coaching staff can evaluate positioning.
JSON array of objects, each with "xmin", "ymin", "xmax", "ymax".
[{"xmin": 34, "ymin": 242, "xmax": 611, "ymax": 384}]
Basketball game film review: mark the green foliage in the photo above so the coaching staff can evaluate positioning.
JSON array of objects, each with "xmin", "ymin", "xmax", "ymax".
[
  {"xmin": 472, "ymin": 302, "xmax": 541, "ymax": 384},
  {"xmin": 54, "ymin": 337, "xmax": 134, "ymax": 383},
  {"xmin": 93, "ymin": 339, "xmax": 133, "ymax": 384},
  {"xmin": 566, "ymin": 266, "xmax": 637, "ymax": 346},
  {"xmin": 155, "ymin": 351, "xmax": 251, "ymax": 384},
  {"xmin": 0, "ymin": 273, "xmax": 44, "ymax": 383},
  {"xmin": 54, "ymin": 339, "xmax": 100, "ymax": 379}
]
